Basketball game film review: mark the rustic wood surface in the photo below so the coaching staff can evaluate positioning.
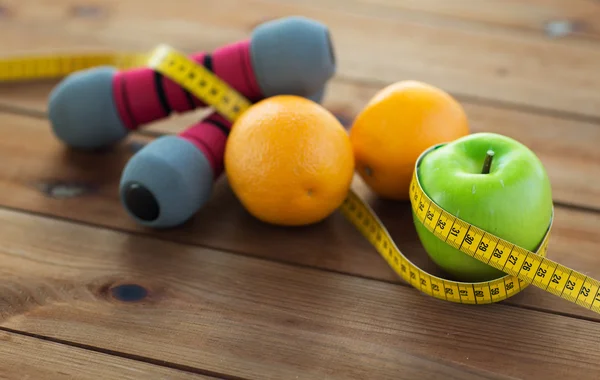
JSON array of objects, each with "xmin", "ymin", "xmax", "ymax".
[
  {"xmin": 0, "ymin": 330, "xmax": 213, "ymax": 379},
  {"xmin": 0, "ymin": 0, "xmax": 599, "ymax": 379}
]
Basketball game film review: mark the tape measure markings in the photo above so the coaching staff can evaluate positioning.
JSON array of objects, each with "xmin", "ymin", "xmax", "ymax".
[
  {"xmin": 406, "ymin": 146, "xmax": 600, "ymax": 312},
  {"xmin": 146, "ymin": 44, "xmax": 251, "ymax": 122},
  {"xmin": 1, "ymin": 45, "xmax": 599, "ymax": 315},
  {"xmin": 0, "ymin": 53, "xmax": 148, "ymax": 81},
  {"xmin": 0, "ymin": 46, "xmax": 251, "ymax": 122},
  {"xmin": 340, "ymin": 142, "xmax": 600, "ymax": 314},
  {"xmin": 341, "ymin": 189, "xmax": 525, "ymax": 305}
]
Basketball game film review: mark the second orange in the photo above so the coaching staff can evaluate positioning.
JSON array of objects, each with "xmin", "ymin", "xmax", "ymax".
[{"xmin": 349, "ymin": 80, "xmax": 470, "ymax": 200}]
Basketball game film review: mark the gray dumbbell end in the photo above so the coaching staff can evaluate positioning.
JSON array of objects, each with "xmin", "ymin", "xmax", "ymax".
[
  {"xmin": 119, "ymin": 135, "xmax": 214, "ymax": 228},
  {"xmin": 47, "ymin": 66, "xmax": 129, "ymax": 149},
  {"xmin": 250, "ymin": 16, "xmax": 336, "ymax": 99}
]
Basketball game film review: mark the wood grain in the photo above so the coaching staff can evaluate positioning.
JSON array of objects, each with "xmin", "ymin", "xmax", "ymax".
[
  {"xmin": 1, "ymin": 2, "xmax": 599, "ymax": 379},
  {"xmin": 0, "ymin": 111, "xmax": 599, "ymax": 321},
  {"xmin": 1, "ymin": 207, "xmax": 599, "ymax": 380},
  {"xmin": 0, "ymin": 330, "xmax": 212, "ymax": 379},
  {"xmin": 273, "ymin": 0, "xmax": 600, "ymax": 40},
  {"xmin": 1, "ymin": 0, "xmax": 600, "ymax": 118},
  {"xmin": 2, "ymin": 76, "xmax": 598, "ymax": 211}
]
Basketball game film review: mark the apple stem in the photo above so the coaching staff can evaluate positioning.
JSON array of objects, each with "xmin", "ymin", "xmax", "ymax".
[{"xmin": 481, "ymin": 150, "xmax": 495, "ymax": 174}]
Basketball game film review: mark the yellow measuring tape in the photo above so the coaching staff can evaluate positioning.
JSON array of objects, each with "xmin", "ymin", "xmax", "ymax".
[
  {"xmin": 145, "ymin": 45, "xmax": 251, "ymax": 122},
  {"xmin": 0, "ymin": 44, "xmax": 251, "ymax": 122},
  {"xmin": 0, "ymin": 51, "xmax": 148, "ymax": 81},
  {"xmin": 346, "ymin": 154, "xmax": 598, "ymax": 309},
  {"xmin": 2, "ymin": 44, "xmax": 599, "ymax": 315}
]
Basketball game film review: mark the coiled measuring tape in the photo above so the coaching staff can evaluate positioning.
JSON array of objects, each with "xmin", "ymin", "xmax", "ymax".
[
  {"xmin": 1, "ymin": 44, "xmax": 599, "ymax": 315},
  {"xmin": 343, "ymin": 155, "xmax": 600, "ymax": 314}
]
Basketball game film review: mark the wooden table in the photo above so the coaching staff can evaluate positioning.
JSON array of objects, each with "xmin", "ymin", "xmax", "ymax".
[{"xmin": 0, "ymin": 1, "xmax": 599, "ymax": 379}]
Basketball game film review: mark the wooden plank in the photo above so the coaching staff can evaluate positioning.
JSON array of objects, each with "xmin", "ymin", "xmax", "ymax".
[
  {"xmin": 2, "ymin": 76, "xmax": 598, "ymax": 211},
  {"xmin": 274, "ymin": 0, "xmax": 600, "ymax": 40},
  {"xmin": 0, "ymin": 330, "xmax": 212, "ymax": 379},
  {"xmin": 1, "ymin": 0, "xmax": 600, "ymax": 118},
  {"xmin": 1, "ymin": 208, "xmax": 600, "ymax": 380},
  {"xmin": 0, "ymin": 111, "xmax": 599, "ymax": 321}
]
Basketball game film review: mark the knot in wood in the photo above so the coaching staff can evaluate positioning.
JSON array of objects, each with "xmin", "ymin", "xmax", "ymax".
[{"xmin": 110, "ymin": 284, "xmax": 149, "ymax": 303}]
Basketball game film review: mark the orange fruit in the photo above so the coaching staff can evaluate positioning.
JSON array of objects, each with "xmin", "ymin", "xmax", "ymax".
[
  {"xmin": 224, "ymin": 95, "xmax": 355, "ymax": 226},
  {"xmin": 349, "ymin": 80, "xmax": 470, "ymax": 200}
]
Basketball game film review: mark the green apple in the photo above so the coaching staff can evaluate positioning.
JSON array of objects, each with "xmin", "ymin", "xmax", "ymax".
[{"xmin": 413, "ymin": 132, "xmax": 553, "ymax": 283}]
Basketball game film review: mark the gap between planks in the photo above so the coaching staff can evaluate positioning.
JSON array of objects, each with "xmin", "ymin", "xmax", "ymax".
[
  {"xmin": 0, "ymin": 326, "xmax": 243, "ymax": 380},
  {"xmin": 1, "ymin": 76, "xmax": 599, "ymax": 215},
  {"xmin": 333, "ymin": 75, "xmax": 600, "ymax": 128},
  {"xmin": 0, "ymin": 328, "xmax": 218, "ymax": 380},
  {"xmin": 0, "ymin": 205, "xmax": 598, "ymax": 379},
  {"xmin": 0, "ymin": 200, "xmax": 598, "ymax": 326},
  {"xmin": 3, "ymin": 74, "xmax": 600, "ymax": 130},
  {"xmin": 0, "ymin": 109, "xmax": 598, "ymax": 320},
  {"xmin": 0, "ymin": 317, "xmax": 514, "ymax": 380},
  {"xmin": 1, "ymin": 0, "xmax": 600, "ymax": 119}
]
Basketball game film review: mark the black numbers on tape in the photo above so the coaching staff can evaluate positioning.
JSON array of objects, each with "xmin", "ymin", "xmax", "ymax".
[
  {"xmin": 508, "ymin": 254, "xmax": 518, "ymax": 265},
  {"xmin": 431, "ymin": 284, "xmax": 440, "ymax": 292},
  {"xmin": 445, "ymin": 288, "xmax": 454, "ymax": 295},
  {"xmin": 464, "ymin": 233, "xmax": 474, "ymax": 245},
  {"xmin": 506, "ymin": 282, "xmax": 515, "ymax": 290},
  {"xmin": 401, "ymin": 264, "xmax": 407, "ymax": 273},
  {"xmin": 478, "ymin": 242, "xmax": 489, "ymax": 252},
  {"xmin": 493, "ymin": 248, "xmax": 503, "ymax": 259},
  {"xmin": 566, "ymin": 280, "xmax": 576, "ymax": 291},
  {"xmin": 419, "ymin": 202, "xmax": 425, "ymax": 212},
  {"xmin": 595, "ymin": 292, "xmax": 600, "ymax": 302},
  {"xmin": 536, "ymin": 268, "xmax": 547, "ymax": 278},
  {"xmin": 450, "ymin": 227, "xmax": 460, "ymax": 237},
  {"xmin": 581, "ymin": 286, "xmax": 591, "ymax": 297},
  {"xmin": 474, "ymin": 290, "xmax": 484, "ymax": 298},
  {"xmin": 491, "ymin": 287, "xmax": 500, "ymax": 296},
  {"xmin": 426, "ymin": 210, "xmax": 434, "ymax": 221},
  {"xmin": 420, "ymin": 278, "xmax": 427, "ymax": 287},
  {"xmin": 436, "ymin": 219, "xmax": 446, "ymax": 230},
  {"xmin": 410, "ymin": 271, "xmax": 416, "ymax": 280},
  {"xmin": 552, "ymin": 274, "xmax": 562, "ymax": 284},
  {"xmin": 522, "ymin": 260, "xmax": 533, "ymax": 272},
  {"xmin": 459, "ymin": 290, "xmax": 468, "ymax": 297}
]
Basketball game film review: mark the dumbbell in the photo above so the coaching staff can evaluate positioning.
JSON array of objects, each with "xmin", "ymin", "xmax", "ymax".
[
  {"xmin": 114, "ymin": 16, "xmax": 335, "ymax": 228},
  {"xmin": 47, "ymin": 15, "xmax": 334, "ymax": 150}
]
